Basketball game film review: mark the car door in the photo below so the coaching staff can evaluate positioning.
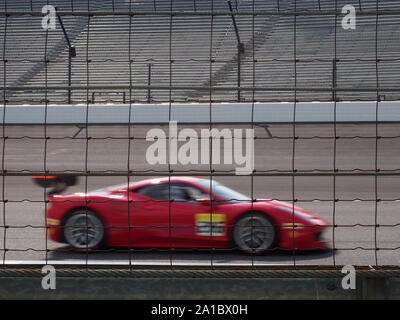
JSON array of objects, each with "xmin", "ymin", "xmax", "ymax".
[
  {"xmin": 130, "ymin": 182, "xmax": 213, "ymax": 247},
  {"xmin": 128, "ymin": 181, "xmax": 227, "ymax": 248},
  {"xmin": 168, "ymin": 182, "xmax": 227, "ymax": 247}
]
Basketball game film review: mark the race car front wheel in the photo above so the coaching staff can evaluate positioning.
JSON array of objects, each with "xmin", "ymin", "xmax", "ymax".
[
  {"xmin": 63, "ymin": 211, "xmax": 105, "ymax": 250},
  {"xmin": 233, "ymin": 212, "xmax": 277, "ymax": 253}
]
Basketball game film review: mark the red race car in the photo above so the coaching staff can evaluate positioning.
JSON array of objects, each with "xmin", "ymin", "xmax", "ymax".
[{"xmin": 44, "ymin": 176, "xmax": 329, "ymax": 252}]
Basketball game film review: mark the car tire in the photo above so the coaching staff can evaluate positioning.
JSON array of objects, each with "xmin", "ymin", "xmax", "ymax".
[
  {"xmin": 233, "ymin": 212, "xmax": 277, "ymax": 253},
  {"xmin": 63, "ymin": 210, "xmax": 105, "ymax": 250}
]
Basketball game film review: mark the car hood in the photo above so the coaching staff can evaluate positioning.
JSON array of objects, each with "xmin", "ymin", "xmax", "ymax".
[{"xmin": 255, "ymin": 199, "xmax": 321, "ymax": 220}]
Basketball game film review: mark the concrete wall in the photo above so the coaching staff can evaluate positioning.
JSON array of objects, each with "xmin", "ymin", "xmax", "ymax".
[{"xmin": 0, "ymin": 101, "xmax": 399, "ymax": 124}]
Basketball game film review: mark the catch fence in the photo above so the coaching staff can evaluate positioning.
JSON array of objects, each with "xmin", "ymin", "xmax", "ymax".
[{"xmin": 0, "ymin": 0, "xmax": 399, "ymax": 299}]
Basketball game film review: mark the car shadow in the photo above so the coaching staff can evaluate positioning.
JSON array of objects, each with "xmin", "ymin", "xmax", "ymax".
[{"xmin": 47, "ymin": 246, "xmax": 335, "ymax": 265}]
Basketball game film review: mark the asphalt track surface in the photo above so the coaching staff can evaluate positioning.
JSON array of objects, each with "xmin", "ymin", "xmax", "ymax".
[{"xmin": 0, "ymin": 123, "xmax": 399, "ymax": 267}]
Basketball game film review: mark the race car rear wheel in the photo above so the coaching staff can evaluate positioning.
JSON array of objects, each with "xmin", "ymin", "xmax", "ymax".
[
  {"xmin": 63, "ymin": 210, "xmax": 105, "ymax": 250},
  {"xmin": 233, "ymin": 212, "xmax": 277, "ymax": 253}
]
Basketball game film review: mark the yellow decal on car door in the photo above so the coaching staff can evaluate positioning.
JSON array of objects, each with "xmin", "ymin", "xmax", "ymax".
[{"xmin": 195, "ymin": 213, "xmax": 226, "ymax": 236}]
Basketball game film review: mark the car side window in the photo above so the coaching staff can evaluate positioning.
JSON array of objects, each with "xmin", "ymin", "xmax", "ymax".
[
  {"xmin": 134, "ymin": 182, "xmax": 209, "ymax": 202},
  {"xmin": 169, "ymin": 182, "xmax": 211, "ymax": 203},
  {"xmin": 174, "ymin": 183, "xmax": 210, "ymax": 202},
  {"xmin": 134, "ymin": 183, "xmax": 170, "ymax": 201}
]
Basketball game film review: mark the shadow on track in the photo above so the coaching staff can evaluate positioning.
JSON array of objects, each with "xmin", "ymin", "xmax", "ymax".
[{"xmin": 47, "ymin": 246, "xmax": 335, "ymax": 266}]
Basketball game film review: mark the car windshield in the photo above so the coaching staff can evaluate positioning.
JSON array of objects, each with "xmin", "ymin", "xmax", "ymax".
[{"xmin": 197, "ymin": 179, "xmax": 251, "ymax": 204}]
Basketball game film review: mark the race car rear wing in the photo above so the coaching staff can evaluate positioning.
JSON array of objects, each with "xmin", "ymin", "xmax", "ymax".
[{"xmin": 32, "ymin": 176, "xmax": 78, "ymax": 196}]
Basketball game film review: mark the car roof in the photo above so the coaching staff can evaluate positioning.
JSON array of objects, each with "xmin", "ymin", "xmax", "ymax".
[
  {"xmin": 133, "ymin": 176, "xmax": 203, "ymax": 187},
  {"xmin": 111, "ymin": 176, "xmax": 205, "ymax": 191}
]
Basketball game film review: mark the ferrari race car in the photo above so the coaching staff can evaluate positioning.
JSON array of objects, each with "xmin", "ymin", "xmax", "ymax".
[{"xmin": 37, "ymin": 176, "xmax": 329, "ymax": 252}]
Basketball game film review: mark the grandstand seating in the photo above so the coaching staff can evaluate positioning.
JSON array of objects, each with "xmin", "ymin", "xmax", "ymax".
[{"xmin": 1, "ymin": 0, "xmax": 400, "ymax": 104}]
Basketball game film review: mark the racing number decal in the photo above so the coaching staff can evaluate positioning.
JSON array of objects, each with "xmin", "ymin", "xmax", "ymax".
[{"xmin": 195, "ymin": 213, "xmax": 226, "ymax": 236}]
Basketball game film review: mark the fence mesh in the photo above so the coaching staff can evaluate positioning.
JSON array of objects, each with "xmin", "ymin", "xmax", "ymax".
[{"xmin": 0, "ymin": 0, "xmax": 399, "ymax": 270}]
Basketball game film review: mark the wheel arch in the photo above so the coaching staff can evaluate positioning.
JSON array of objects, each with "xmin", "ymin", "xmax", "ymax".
[
  {"xmin": 60, "ymin": 206, "xmax": 106, "ymax": 244},
  {"xmin": 231, "ymin": 210, "xmax": 279, "ymax": 250}
]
